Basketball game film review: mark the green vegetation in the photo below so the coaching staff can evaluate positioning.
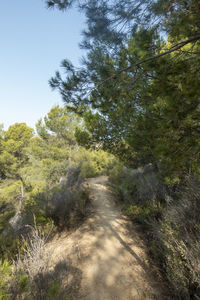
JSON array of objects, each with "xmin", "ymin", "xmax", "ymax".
[
  {"xmin": 108, "ymin": 164, "xmax": 200, "ymax": 298},
  {"xmin": 0, "ymin": 105, "xmax": 115, "ymax": 299},
  {"xmin": 47, "ymin": 0, "xmax": 200, "ymax": 179},
  {"xmin": 0, "ymin": 259, "xmax": 12, "ymax": 299},
  {"xmin": 0, "ymin": 105, "xmax": 114, "ymax": 238},
  {"xmin": 44, "ymin": 1, "xmax": 200, "ymax": 297},
  {"xmin": 1, "ymin": 0, "xmax": 200, "ymax": 298}
]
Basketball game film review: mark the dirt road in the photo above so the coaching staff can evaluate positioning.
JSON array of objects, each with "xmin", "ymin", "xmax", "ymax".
[{"xmin": 47, "ymin": 176, "xmax": 168, "ymax": 299}]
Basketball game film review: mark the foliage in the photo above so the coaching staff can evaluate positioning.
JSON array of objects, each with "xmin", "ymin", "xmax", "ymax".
[
  {"xmin": 46, "ymin": 0, "xmax": 200, "ymax": 183},
  {"xmin": 26, "ymin": 105, "xmax": 83, "ymax": 188},
  {"xmin": 123, "ymin": 203, "xmax": 162, "ymax": 225},
  {"xmin": 36, "ymin": 104, "xmax": 81, "ymax": 144},
  {"xmin": 0, "ymin": 180, "xmax": 21, "ymax": 257},
  {"xmin": 109, "ymin": 164, "xmax": 165, "ymax": 231},
  {"xmin": 46, "ymin": 0, "xmax": 200, "ymax": 50},
  {"xmin": 44, "ymin": 166, "xmax": 90, "ymax": 228},
  {"xmin": 156, "ymin": 177, "xmax": 200, "ymax": 298},
  {"xmin": 3, "ymin": 223, "xmax": 72, "ymax": 300},
  {"xmin": 109, "ymin": 163, "xmax": 167, "ymax": 204},
  {"xmin": 7, "ymin": 223, "xmax": 52, "ymax": 299},
  {"xmin": 0, "ymin": 259, "xmax": 12, "ymax": 299},
  {"xmin": 0, "ymin": 180, "xmax": 21, "ymax": 205},
  {"xmin": 0, "ymin": 106, "xmax": 107, "ymax": 261},
  {"xmin": 71, "ymin": 148, "xmax": 116, "ymax": 178},
  {"xmin": 0, "ymin": 106, "xmax": 121, "ymax": 299},
  {"xmin": 109, "ymin": 163, "xmax": 200, "ymax": 298},
  {"xmin": 0, "ymin": 123, "xmax": 33, "ymax": 180},
  {"xmin": 50, "ymin": 32, "xmax": 200, "ymax": 180}
]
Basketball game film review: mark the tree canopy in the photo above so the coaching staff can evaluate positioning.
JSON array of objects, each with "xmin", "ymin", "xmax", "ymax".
[
  {"xmin": 0, "ymin": 123, "xmax": 33, "ymax": 180},
  {"xmin": 45, "ymin": 0, "xmax": 200, "ymax": 180}
]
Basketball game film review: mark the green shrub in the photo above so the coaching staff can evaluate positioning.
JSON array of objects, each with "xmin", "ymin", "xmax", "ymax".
[
  {"xmin": 109, "ymin": 163, "xmax": 167, "ymax": 205},
  {"xmin": 0, "ymin": 210, "xmax": 15, "ymax": 233},
  {"xmin": 45, "ymin": 182, "xmax": 90, "ymax": 228},
  {"xmin": 109, "ymin": 164, "xmax": 200, "ymax": 298},
  {"xmin": 72, "ymin": 148, "xmax": 117, "ymax": 178},
  {"xmin": 21, "ymin": 163, "xmax": 90, "ymax": 232},
  {"xmin": 155, "ymin": 177, "xmax": 200, "ymax": 298},
  {"xmin": 109, "ymin": 164, "xmax": 165, "ymax": 226},
  {"xmin": 123, "ymin": 202, "xmax": 162, "ymax": 224},
  {"xmin": 48, "ymin": 280, "xmax": 60, "ymax": 298},
  {"xmin": 0, "ymin": 179, "xmax": 21, "ymax": 204},
  {"xmin": 0, "ymin": 237, "xmax": 17, "ymax": 261},
  {"xmin": 19, "ymin": 274, "xmax": 29, "ymax": 293},
  {"xmin": 6, "ymin": 224, "xmax": 71, "ymax": 300},
  {"xmin": 0, "ymin": 259, "xmax": 12, "ymax": 299},
  {"xmin": 0, "ymin": 180, "xmax": 21, "ymax": 237}
]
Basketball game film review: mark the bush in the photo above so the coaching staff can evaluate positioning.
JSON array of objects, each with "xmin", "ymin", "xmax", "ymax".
[
  {"xmin": 44, "ymin": 166, "xmax": 90, "ymax": 228},
  {"xmin": 123, "ymin": 202, "xmax": 162, "ymax": 224},
  {"xmin": 0, "ymin": 179, "xmax": 21, "ymax": 205},
  {"xmin": 8, "ymin": 222, "xmax": 60, "ymax": 299},
  {"xmin": 4, "ymin": 222, "xmax": 77, "ymax": 300},
  {"xmin": 109, "ymin": 164, "xmax": 200, "ymax": 298},
  {"xmin": 109, "ymin": 164, "xmax": 166, "ymax": 227},
  {"xmin": 17, "ymin": 164, "xmax": 89, "ymax": 236},
  {"xmin": 0, "ymin": 259, "xmax": 12, "ymax": 299},
  {"xmin": 0, "ymin": 231, "xmax": 21, "ymax": 261},
  {"xmin": 0, "ymin": 180, "xmax": 21, "ymax": 237},
  {"xmin": 109, "ymin": 163, "xmax": 167, "ymax": 205},
  {"xmin": 71, "ymin": 148, "xmax": 117, "ymax": 178},
  {"xmin": 45, "ymin": 184, "xmax": 90, "ymax": 228},
  {"xmin": 156, "ymin": 177, "xmax": 200, "ymax": 298}
]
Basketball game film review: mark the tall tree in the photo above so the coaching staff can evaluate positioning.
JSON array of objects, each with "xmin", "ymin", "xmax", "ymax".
[
  {"xmin": 45, "ymin": 0, "xmax": 200, "ymax": 179},
  {"xmin": 0, "ymin": 123, "xmax": 33, "ymax": 180},
  {"xmin": 28, "ymin": 105, "xmax": 82, "ymax": 185},
  {"xmin": 0, "ymin": 123, "xmax": 33, "ymax": 209},
  {"xmin": 46, "ymin": 0, "xmax": 200, "ymax": 47}
]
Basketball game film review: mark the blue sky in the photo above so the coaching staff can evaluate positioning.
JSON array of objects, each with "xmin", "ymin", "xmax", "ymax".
[{"xmin": 0, "ymin": 0, "xmax": 85, "ymax": 130}]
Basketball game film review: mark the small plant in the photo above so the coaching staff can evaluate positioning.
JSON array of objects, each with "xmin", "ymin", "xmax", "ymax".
[
  {"xmin": 48, "ymin": 280, "xmax": 60, "ymax": 298},
  {"xmin": 15, "ymin": 218, "xmax": 52, "ymax": 279},
  {"xmin": 0, "ymin": 259, "xmax": 12, "ymax": 299},
  {"xmin": 123, "ymin": 202, "xmax": 162, "ymax": 224},
  {"xmin": 9, "ymin": 218, "xmax": 54, "ymax": 299},
  {"xmin": 18, "ymin": 274, "xmax": 29, "ymax": 293}
]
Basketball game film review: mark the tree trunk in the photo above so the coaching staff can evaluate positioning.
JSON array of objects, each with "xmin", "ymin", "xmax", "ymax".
[{"xmin": 18, "ymin": 180, "xmax": 24, "ymax": 212}]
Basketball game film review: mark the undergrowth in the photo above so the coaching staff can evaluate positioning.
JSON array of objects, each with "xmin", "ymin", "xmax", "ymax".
[{"xmin": 109, "ymin": 164, "xmax": 200, "ymax": 299}]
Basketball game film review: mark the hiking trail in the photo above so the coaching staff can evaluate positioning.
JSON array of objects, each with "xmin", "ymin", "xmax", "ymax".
[{"xmin": 46, "ymin": 176, "xmax": 168, "ymax": 299}]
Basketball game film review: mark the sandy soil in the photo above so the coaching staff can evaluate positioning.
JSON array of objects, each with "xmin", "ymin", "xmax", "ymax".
[{"xmin": 46, "ymin": 176, "xmax": 169, "ymax": 300}]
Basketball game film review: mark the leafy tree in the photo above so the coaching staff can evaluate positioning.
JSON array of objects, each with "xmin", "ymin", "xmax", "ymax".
[
  {"xmin": 0, "ymin": 123, "xmax": 33, "ymax": 180},
  {"xmin": 0, "ymin": 124, "xmax": 4, "ymax": 179},
  {"xmin": 25, "ymin": 105, "xmax": 82, "ymax": 187},
  {"xmin": 46, "ymin": 0, "xmax": 200, "ymax": 50},
  {"xmin": 0, "ymin": 123, "xmax": 33, "ymax": 210},
  {"xmin": 0, "ymin": 124, "xmax": 3, "ymax": 140},
  {"xmin": 36, "ymin": 105, "xmax": 81, "ymax": 145},
  {"xmin": 45, "ymin": 0, "xmax": 200, "ymax": 180}
]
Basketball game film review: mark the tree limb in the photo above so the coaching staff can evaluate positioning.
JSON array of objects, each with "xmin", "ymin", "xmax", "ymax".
[{"xmin": 98, "ymin": 34, "xmax": 200, "ymax": 87}]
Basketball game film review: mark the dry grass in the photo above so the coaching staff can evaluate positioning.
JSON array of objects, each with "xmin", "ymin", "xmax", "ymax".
[
  {"xmin": 158, "ymin": 177, "xmax": 200, "ymax": 298},
  {"xmin": 9, "ymin": 220, "xmax": 54, "ymax": 299},
  {"xmin": 109, "ymin": 164, "xmax": 200, "ymax": 298}
]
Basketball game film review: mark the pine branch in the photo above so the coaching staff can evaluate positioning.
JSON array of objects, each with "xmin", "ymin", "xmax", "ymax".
[{"xmin": 97, "ymin": 34, "xmax": 200, "ymax": 87}]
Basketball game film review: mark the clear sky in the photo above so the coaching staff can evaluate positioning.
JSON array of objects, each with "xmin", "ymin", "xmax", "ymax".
[{"xmin": 0, "ymin": 0, "xmax": 85, "ymax": 130}]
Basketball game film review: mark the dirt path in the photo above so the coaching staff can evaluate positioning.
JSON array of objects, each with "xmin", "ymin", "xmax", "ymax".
[{"xmin": 47, "ymin": 176, "xmax": 168, "ymax": 299}]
